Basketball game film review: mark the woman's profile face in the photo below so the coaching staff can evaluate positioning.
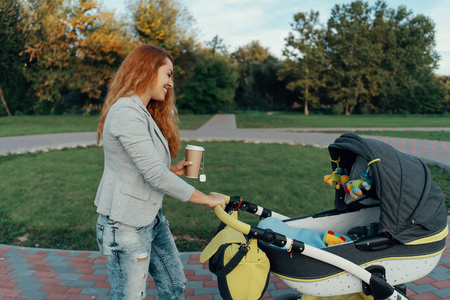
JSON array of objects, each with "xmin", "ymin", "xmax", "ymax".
[{"xmin": 150, "ymin": 57, "xmax": 174, "ymax": 101}]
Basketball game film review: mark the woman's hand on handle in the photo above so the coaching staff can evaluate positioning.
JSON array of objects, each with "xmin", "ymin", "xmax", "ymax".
[
  {"xmin": 188, "ymin": 190, "xmax": 226, "ymax": 210},
  {"xmin": 206, "ymin": 193, "xmax": 226, "ymax": 209}
]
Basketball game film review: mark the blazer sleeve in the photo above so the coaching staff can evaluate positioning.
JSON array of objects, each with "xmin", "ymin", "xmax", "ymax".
[{"xmin": 108, "ymin": 104, "xmax": 195, "ymax": 202}]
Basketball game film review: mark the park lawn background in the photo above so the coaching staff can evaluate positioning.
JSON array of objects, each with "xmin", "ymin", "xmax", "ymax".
[
  {"xmin": 1, "ymin": 113, "xmax": 449, "ymax": 251},
  {"xmin": 1, "ymin": 113, "xmax": 449, "ymax": 141},
  {"xmin": 0, "ymin": 114, "xmax": 215, "ymax": 137},
  {"xmin": 0, "ymin": 141, "xmax": 449, "ymax": 252},
  {"xmin": 0, "ymin": 142, "xmax": 334, "ymax": 251}
]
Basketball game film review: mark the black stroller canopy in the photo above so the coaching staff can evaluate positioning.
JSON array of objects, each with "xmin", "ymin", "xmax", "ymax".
[{"xmin": 328, "ymin": 133, "xmax": 447, "ymax": 244}]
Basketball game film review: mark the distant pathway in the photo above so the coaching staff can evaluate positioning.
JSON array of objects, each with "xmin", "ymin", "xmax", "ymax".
[
  {"xmin": 1, "ymin": 115, "xmax": 449, "ymax": 173},
  {"xmin": 0, "ymin": 114, "xmax": 449, "ymax": 299},
  {"xmin": 0, "ymin": 132, "xmax": 97, "ymax": 155},
  {"xmin": 181, "ymin": 114, "xmax": 450, "ymax": 172}
]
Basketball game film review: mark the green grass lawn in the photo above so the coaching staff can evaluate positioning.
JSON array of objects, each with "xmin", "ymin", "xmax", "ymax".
[
  {"xmin": 0, "ymin": 115, "xmax": 100, "ymax": 137},
  {"xmin": 0, "ymin": 114, "xmax": 214, "ymax": 137},
  {"xmin": 1, "ymin": 141, "xmax": 449, "ymax": 251},
  {"xmin": 236, "ymin": 112, "xmax": 450, "ymax": 129},
  {"xmin": 1, "ymin": 113, "xmax": 449, "ymax": 251}
]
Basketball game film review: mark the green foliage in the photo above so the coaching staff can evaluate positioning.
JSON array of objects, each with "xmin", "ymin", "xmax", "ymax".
[
  {"xmin": 374, "ymin": 3, "xmax": 445, "ymax": 114},
  {"xmin": 131, "ymin": 0, "xmax": 201, "ymax": 102},
  {"xmin": 438, "ymin": 75, "xmax": 450, "ymax": 112},
  {"xmin": 0, "ymin": 0, "xmax": 447, "ymax": 116},
  {"xmin": 239, "ymin": 57, "xmax": 290, "ymax": 111},
  {"xmin": 332, "ymin": 103, "xmax": 344, "ymax": 115},
  {"xmin": 232, "ymin": 41, "xmax": 293, "ymax": 111},
  {"xmin": 280, "ymin": 10, "xmax": 327, "ymax": 115},
  {"xmin": 279, "ymin": 0, "xmax": 448, "ymax": 115},
  {"xmin": 0, "ymin": 0, "xmax": 23, "ymax": 75},
  {"xmin": 21, "ymin": 0, "xmax": 134, "ymax": 113},
  {"xmin": 133, "ymin": 0, "xmax": 180, "ymax": 54},
  {"xmin": 206, "ymin": 35, "xmax": 228, "ymax": 56},
  {"xmin": 325, "ymin": 1, "xmax": 383, "ymax": 115},
  {"xmin": 0, "ymin": 0, "xmax": 33, "ymax": 115},
  {"xmin": 178, "ymin": 53, "xmax": 238, "ymax": 114}
]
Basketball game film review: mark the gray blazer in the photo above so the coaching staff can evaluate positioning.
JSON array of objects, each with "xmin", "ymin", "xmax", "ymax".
[{"xmin": 94, "ymin": 94, "xmax": 195, "ymax": 227}]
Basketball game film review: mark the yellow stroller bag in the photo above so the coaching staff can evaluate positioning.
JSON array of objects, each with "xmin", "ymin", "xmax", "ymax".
[{"xmin": 200, "ymin": 211, "xmax": 270, "ymax": 300}]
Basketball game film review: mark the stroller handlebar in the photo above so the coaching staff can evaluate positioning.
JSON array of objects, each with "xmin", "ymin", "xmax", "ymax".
[
  {"xmin": 213, "ymin": 202, "xmax": 251, "ymax": 235},
  {"xmin": 211, "ymin": 193, "xmax": 304, "ymax": 252},
  {"xmin": 212, "ymin": 192, "xmax": 290, "ymax": 220}
]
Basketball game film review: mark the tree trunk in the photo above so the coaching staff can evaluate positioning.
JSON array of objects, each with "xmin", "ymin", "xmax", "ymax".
[
  {"xmin": 348, "ymin": 94, "xmax": 358, "ymax": 115},
  {"xmin": 0, "ymin": 83, "xmax": 12, "ymax": 116},
  {"xmin": 304, "ymin": 85, "xmax": 309, "ymax": 116}
]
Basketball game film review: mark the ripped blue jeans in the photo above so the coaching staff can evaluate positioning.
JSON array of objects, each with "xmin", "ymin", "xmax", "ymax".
[{"xmin": 96, "ymin": 210, "xmax": 187, "ymax": 300}]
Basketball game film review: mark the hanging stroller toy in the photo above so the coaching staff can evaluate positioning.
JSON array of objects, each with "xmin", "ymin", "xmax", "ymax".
[
  {"xmin": 341, "ymin": 158, "xmax": 377, "ymax": 200},
  {"xmin": 202, "ymin": 133, "xmax": 448, "ymax": 300},
  {"xmin": 323, "ymin": 157, "xmax": 350, "ymax": 190}
]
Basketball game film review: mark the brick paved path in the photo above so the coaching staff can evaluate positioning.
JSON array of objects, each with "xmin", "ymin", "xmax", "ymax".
[
  {"xmin": 0, "ymin": 114, "xmax": 449, "ymax": 299},
  {"xmin": 0, "ymin": 227, "xmax": 449, "ymax": 300}
]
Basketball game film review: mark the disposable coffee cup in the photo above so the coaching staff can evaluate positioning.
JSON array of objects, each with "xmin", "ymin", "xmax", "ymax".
[{"xmin": 185, "ymin": 145, "xmax": 204, "ymax": 178}]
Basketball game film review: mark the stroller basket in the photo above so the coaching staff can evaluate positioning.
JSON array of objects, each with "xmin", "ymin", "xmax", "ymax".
[{"xmin": 206, "ymin": 133, "xmax": 447, "ymax": 300}]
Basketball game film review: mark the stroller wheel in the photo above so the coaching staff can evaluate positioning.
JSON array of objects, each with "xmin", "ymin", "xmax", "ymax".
[{"xmin": 273, "ymin": 294, "xmax": 301, "ymax": 300}]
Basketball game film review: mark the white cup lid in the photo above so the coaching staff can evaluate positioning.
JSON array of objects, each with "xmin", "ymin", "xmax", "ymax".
[{"xmin": 186, "ymin": 144, "xmax": 204, "ymax": 151}]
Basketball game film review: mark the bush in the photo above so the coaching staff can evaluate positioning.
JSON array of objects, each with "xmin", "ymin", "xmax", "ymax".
[{"xmin": 332, "ymin": 103, "xmax": 344, "ymax": 115}]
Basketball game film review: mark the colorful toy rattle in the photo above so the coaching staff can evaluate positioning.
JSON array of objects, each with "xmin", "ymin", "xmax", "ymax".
[
  {"xmin": 343, "ymin": 158, "xmax": 380, "ymax": 200},
  {"xmin": 324, "ymin": 157, "xmax": 350, "ymax": 190}
]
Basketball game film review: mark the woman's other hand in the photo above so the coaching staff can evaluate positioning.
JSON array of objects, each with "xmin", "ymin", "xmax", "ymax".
[{"xmin": 170, "ymin": 159, "xmax": 192, "ymax": 176}]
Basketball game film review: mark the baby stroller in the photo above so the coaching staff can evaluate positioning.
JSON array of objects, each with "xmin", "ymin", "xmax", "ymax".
[{"xmin": 203, "ymin": 133, "xmax": 448, "ymax": 299}]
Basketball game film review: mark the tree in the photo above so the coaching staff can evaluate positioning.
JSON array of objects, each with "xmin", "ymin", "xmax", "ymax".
[
  {"xmin": 0, "ymin": 0, "xmax": 28, "ymax": 116},
  {"xmin": 131, "ymin": 0, "xmax": 195, "ymax": 55},
  {"xmin": 373, "ymin": 2, "xmax": 443, "ymax": 113},
  {"xmin": 178, "ymin": 51, "xmax": 237, "ymax": 114},
  {"xmin": 131, "ymin": 0, "xmax": 200, "ymax": 101},
  {"xmin": 173, "ymin": 37, "xmax": 201, "ymax": 86},
  {"xmin": 279, "ymin": 11, "xmax": 326, "ymax": 115},
  {"xmin": 408, "ymin": 72, "xmax": 446, "ymax": 114},
  {"xmin": 325, "ymin": 1, "xmax": 382, "ymax": 115},
  {"xmin": 133, "ymin": 0, "xmax": 177, "ymax": 54},
  {"xmin": 437, "ymin": 75, "xmax": 450, "ymax": 113},
  {"xmin": 21, "ymin": 0, "xmax": 133, "ymax": 113},
  {"xmin": 231, "ymin": 41, "xmax": 275, "ymax": 110},
  {"xmin": 206, "ymin": 35, "xmax": 228, "ymax": 56},
  {"xmin": 232, "ymin": 41, "xmax": 270, "ymax": 63}
]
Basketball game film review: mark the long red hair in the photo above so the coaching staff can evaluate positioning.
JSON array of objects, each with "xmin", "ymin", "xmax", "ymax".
[{"xmin": 97, "ymin": 44, "xmax": 180, "ymax": 158}]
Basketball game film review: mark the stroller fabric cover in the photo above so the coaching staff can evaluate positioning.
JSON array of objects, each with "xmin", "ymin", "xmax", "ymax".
[{"xmin": 328, "ymin": 133, "xmax": 447, "ymax": 244}]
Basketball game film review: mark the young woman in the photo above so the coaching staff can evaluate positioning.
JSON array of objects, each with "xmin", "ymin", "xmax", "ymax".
[{"xmin": 95, "ymin": 44, "xmax": 226, "ymax": 300}]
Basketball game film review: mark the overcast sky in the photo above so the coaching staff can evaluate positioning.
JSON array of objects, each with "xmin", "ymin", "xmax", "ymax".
[{"xmin": 101, "ymin": 0, "xmax": 450, "ymax": 76}]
